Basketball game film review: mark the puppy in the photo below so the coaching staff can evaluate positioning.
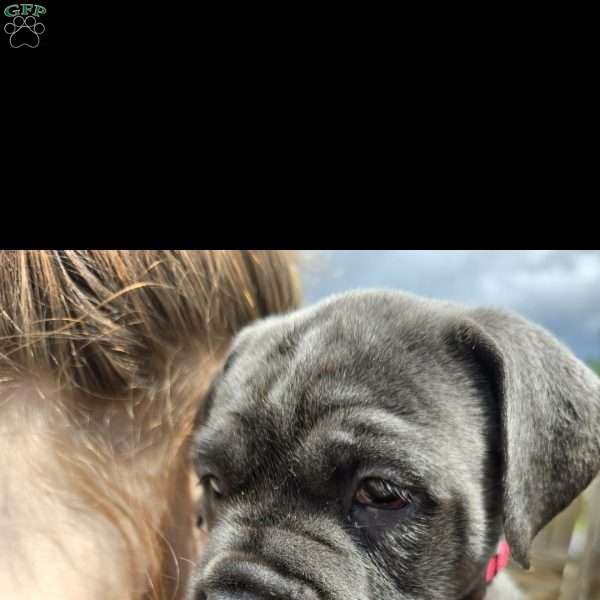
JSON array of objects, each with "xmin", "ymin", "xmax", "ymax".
[{"xmin": 189, "ymin": 290, "xmax": 600, "ymax": 599}]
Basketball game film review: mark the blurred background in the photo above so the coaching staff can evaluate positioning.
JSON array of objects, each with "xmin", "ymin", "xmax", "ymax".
[{"xmin": 300, "ymin": 250, "xmax": 600, "ymax": 599}]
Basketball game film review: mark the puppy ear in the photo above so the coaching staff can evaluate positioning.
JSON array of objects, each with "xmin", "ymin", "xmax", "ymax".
[{"xmin": 448, "ymin": 308, "xmax": 600, "ymax": 568}]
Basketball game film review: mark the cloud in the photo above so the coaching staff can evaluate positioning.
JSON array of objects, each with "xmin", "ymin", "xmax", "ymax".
[{"xmin": 300, "ymin": 251, "xmax": 600, "ymax": 361}]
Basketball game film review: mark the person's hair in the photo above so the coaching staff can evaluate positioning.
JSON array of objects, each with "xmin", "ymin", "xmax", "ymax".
[
  {"xmin": 0, "ymin": 250, "xmax": 300, "ymax": 396},
  {"xmin": 0, "ymin": 250, "xmax": 301, "ymax": 599}
]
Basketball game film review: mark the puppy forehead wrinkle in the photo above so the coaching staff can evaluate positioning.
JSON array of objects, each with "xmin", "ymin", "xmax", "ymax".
[
  {"xmin": 231, "ymin": 305, "xmax": 320, "ymax": 366},
  {"xmin": 298, "ymin": 408, "xmax": 454, "ymax": 488},
  {"xmin": 310, "ymin": 407, "xmax": 417, "ymax": 442}
]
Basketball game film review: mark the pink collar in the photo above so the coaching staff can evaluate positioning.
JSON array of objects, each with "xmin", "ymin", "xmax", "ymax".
[{"xmin": 485, "ymin": 541, "xmax": 511, "ymax": 584}]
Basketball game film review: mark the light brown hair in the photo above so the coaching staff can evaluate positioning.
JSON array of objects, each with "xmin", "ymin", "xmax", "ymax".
[{"xmin": 0, "ymin": 250, "xmax": 301, "ymax": 600}]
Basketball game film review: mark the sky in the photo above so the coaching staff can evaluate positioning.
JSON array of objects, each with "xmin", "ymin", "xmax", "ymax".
[{"xmin": 299, "ymin": 250, "xmax": 600, "ymax": 362}]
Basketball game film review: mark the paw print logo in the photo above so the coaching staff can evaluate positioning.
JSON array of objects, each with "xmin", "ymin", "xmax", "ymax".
[{"xmin": 4, "ymin": 15, "xmax": 45, "ymax": 48}]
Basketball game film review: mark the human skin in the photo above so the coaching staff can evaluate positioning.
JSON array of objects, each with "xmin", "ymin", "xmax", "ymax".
[{"xmin": 0, "ymin": 357, "xmax": 220, "ymax": 600}]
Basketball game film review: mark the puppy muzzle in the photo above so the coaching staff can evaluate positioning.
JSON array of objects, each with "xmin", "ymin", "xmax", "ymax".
[{"xmin": 190, "ymin": 514, "xmax": 369, "ymax": 600}]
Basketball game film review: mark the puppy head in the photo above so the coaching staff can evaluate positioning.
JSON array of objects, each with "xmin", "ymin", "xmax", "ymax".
[{"xmin": 190, "ymin": 291, "xmax": 600, "ymax": 600}]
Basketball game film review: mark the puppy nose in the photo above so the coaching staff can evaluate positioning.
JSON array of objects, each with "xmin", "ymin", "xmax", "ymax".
[
  {"xmin": 199, "ymin": 591, "xmax": 316, "ymax": 600},
  {"xmin": 198, "ymin": 593, "xmax": 263, "ymax": 600},
  {"xmin": 195, "ymin": 556, "xmax": 319, "ymax": 600}
]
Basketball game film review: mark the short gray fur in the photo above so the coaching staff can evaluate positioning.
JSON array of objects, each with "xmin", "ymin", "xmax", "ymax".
[{"xmin": 189, "ymin": 290, "xmax": 600, "ymax": 599}]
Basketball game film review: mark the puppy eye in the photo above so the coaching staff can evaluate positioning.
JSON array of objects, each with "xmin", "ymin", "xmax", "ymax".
[
  {"xmin": 353, "ymin": 478, "xmax": 410, "ymax": 510},
  {"xmin": 202, "ymin": 475, "xmax": 224, "ymax": 497}
]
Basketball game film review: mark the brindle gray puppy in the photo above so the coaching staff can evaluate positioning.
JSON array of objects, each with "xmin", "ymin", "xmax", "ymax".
[{"xmin": 189, "ymin": 291, "xmax": 600, "ymax": 600}]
